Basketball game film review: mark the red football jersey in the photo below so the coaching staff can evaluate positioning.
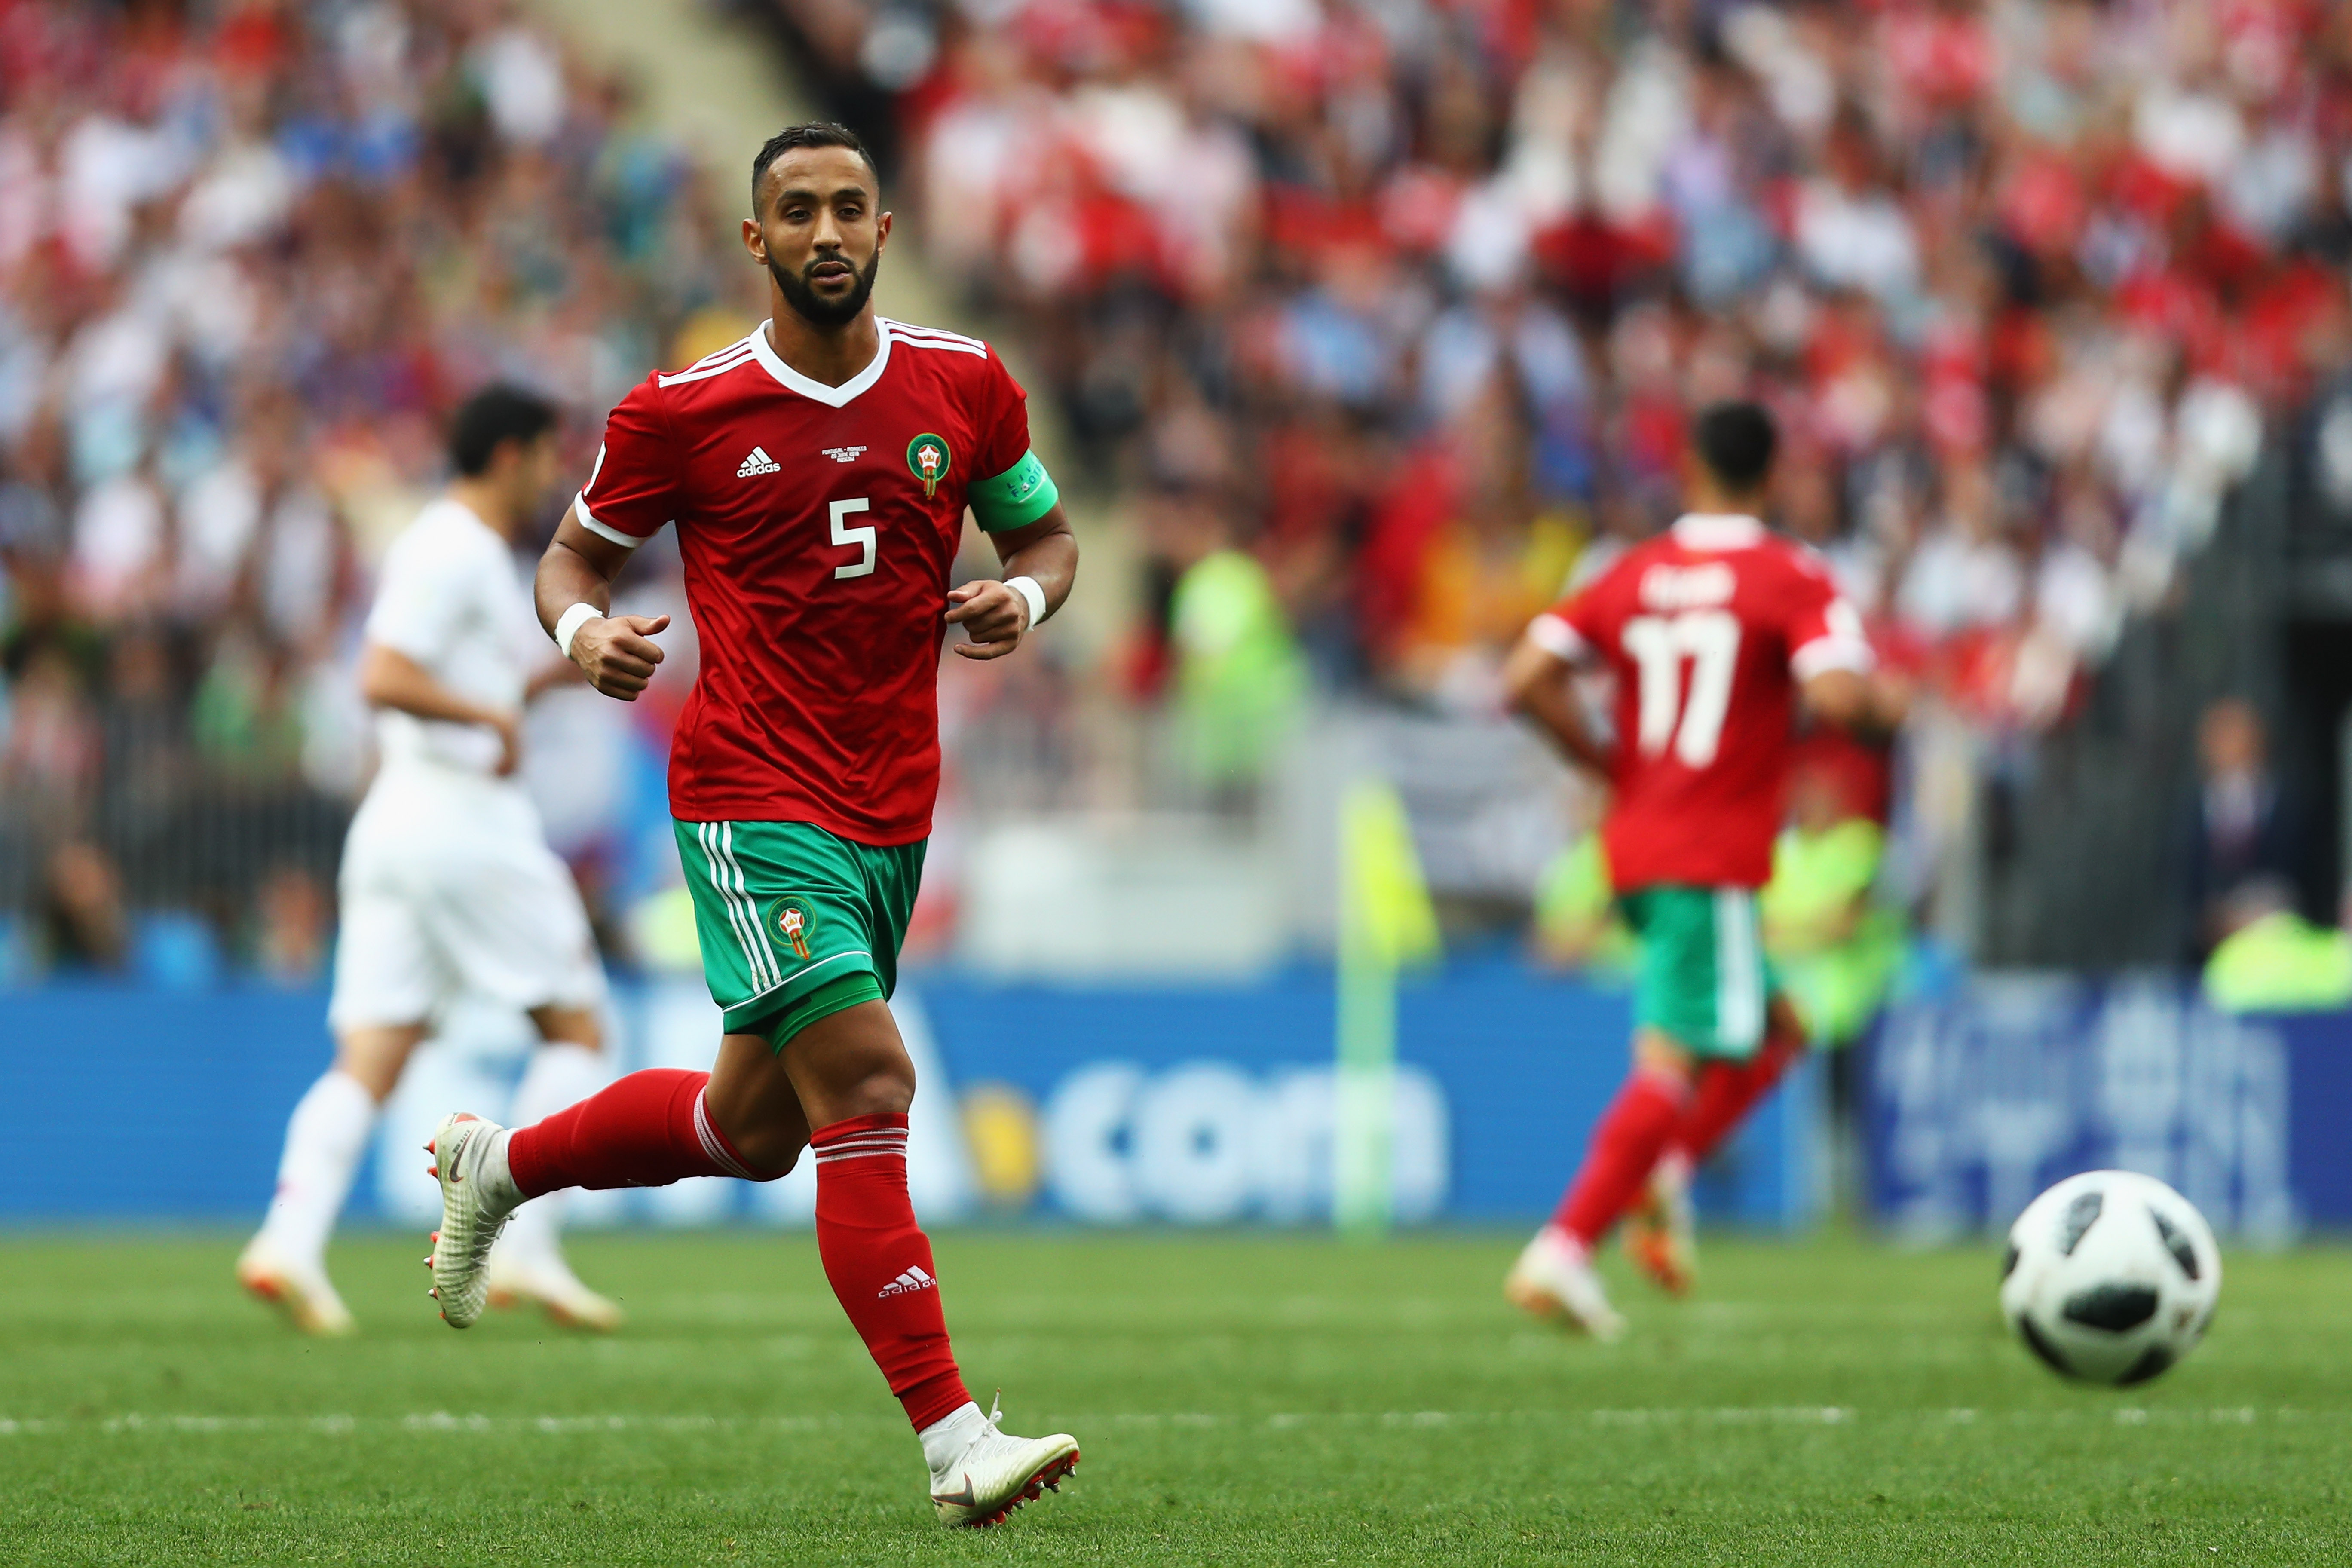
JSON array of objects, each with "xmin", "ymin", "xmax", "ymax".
[
  {"xmin": 577, "ymin": 318, "xmax": 1038, "ymax": 843},
  {"xmin": 1528, "ymin": 514, "xmax": 1871, "ymax": 890}
]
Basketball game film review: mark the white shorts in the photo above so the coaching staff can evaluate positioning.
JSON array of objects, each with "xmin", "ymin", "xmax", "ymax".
[{"xmin": 328, "ymin": 770, "xmax": 608, "ymax": 1032}]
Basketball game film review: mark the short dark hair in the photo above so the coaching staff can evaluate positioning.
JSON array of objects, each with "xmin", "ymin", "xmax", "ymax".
[
  {"xmin": 1691, "ymin": 401, "xmax": 1777, "ymax": 493},
  {"xmin": 449, "ymin": 384, "xmax": 557, "ymax": 477},
  {"xmin": 751, "ymin": 122, "xmax": 878, "ymax": 209}
]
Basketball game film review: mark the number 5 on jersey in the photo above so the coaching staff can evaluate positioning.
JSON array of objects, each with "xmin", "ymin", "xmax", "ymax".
[
  {"xmin": 1623, "ymin": 611, "xmax": 1741, "ymax": 768},
  {"xmin": 830, "ymin": 497, "xmax": 875, "ymax": 579}
]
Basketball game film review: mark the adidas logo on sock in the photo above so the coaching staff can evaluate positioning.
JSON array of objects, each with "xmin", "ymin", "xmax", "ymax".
[
  {"xmin": 877, "ymin": 1265, "xmax": 936, "ymax": 1299},
  {"xmin": 737, "ymin": 445, "xmax": 781, "ymax": 477}
]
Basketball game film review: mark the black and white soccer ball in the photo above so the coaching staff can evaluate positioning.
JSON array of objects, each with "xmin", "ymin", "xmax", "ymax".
[{"xmin": 1999, "ymin": 1170, "xmax": 2221, "ymax": 1386}]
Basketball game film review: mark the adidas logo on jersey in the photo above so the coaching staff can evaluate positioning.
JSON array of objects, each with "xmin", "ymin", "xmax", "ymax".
[
  {"xmin": 877, "ymin": 1265, "xmax": 936, "ymax": 1299},
  {"xmin": 737, "ymin": 446, "xmax": 781, "ymax": 477}
]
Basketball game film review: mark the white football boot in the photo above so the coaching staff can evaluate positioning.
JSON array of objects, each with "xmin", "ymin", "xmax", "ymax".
[
  {"xmin": 924, "ymin": 1396, "xmax": 1081, "ymax": 1528},
  {"xmin": 486, "ymin": 1242, "xmax": 625, "ymax": 1332},
  {"xmin": 235, "ymin": 1239, "xmax": 355, "ymax": 1337},
  {"xmin": 1504, "ymin": 1223, "xmax": 1626, "ymax": 1341},
  {"xmin": 424, "ymin": 1112, "xmax": 521, "ymax": 1329}
]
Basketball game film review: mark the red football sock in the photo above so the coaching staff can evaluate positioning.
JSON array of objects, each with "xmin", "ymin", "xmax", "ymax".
[
  {"xmin": 1552, "ymin": 1067, "xmax": 1691, "ymax": 1247},
  {"xmin": 505, "ymin": 1069, "xmax": 769, "ymax": 1197},
  {"xmin": 809, "ymin": 1114, "xmax": 971, "ymax": 1431},
  {"xmin": 1668, "ymin": 1030, "xmax": 1805, "ymax": 1166}
]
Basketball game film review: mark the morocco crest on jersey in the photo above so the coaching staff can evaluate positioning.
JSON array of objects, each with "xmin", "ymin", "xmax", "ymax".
[{"xmin": 906, "ymin": 433, "xmax": 951, "ymax": 498}]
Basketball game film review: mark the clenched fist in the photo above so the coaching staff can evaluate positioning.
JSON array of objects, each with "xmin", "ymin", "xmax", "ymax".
[{"xmin": 571, "ymin": 612, "xmax": 671, "ymax": 700}]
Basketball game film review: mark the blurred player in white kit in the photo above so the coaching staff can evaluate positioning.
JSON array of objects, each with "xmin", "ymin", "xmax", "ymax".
[{"xmin": 237, "ymin": 386, "xmax": 620, "ymax": 1335}]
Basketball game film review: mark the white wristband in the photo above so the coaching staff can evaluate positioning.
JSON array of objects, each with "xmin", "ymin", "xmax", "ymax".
[
  {"xmin": 554, "ymin": 602, "xmax": 602, "ymax": 659},
  {"xmin": 1006, "ymin": 575, "xmax": 1048, "ymax": 631}
]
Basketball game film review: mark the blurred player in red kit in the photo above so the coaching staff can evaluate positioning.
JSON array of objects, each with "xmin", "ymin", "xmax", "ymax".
[
  {"xmin": 1497, "ymin": 401, "xmax": 1886, "ymax": 1338},
  {"xmin": 417, "ymin": 123, "xmax": 1081, "ymax": 1526}
]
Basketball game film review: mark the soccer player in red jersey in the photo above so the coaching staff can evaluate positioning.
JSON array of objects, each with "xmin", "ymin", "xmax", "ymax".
[
  {"xmin": 418, "ymin": 124, "xmax": 1081, "ymax": 1526},
  {"xmin": 1497, "ymin": 402, "xmax": 1876, "ymax": 1338}
]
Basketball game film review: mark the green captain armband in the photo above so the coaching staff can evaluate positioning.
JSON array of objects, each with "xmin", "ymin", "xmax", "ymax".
[{"xmin": 968, "ymin": 447, "xmax": 1060, "ymax": 531}]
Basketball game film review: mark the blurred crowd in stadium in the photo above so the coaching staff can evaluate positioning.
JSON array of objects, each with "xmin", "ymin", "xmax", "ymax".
[
  {"xmin": 0, "ymin": 0, "xmax": 760, "ymax": 977},
  {"xmin": 842, "ymin": 0, "xmax": 2309, "ymax": 714},
  {"xmin": 3, "ymin": 0, "xmax": 2350, "ymax": 994}
]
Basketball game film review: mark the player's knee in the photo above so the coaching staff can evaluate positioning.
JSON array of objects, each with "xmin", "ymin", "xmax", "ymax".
[
  {"xmin": 528, "ymin": 1003, "xmax": 603, "ymax": 1053},
  {"xmin": 333, "ymin": 1022, "xmax": 429, "ymax": 1101},
  {"xmin": 833, "ymin": 1068, "xmax": 914, "ymax": 1120},
  {"xmin": 806, "ymin": 1051, "xmax": 915, "ymax": 1121},
  {"xmin": 1632, "ymin": 1029, "xmax": 1698, "ymax": 1085}
]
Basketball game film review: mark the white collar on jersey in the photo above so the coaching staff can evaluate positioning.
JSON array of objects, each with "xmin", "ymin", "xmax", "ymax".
[
  {"xmin": 1672, "ymin": 513, "xmax": 1766, "ymax": 550},
  {"xmin": 747, "ymin": 318, "xmax": 894, "ymax": 407}
]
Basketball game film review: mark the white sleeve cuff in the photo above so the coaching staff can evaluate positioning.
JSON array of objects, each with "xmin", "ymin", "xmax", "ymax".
[
  {"xmin": 575, "ymin": 494, "xmax": 649, "ymax": 549},
  {"xmin": 1525, "ymin": 612, "xmax": 1589, "ymax": 663},
  {"xmin": 1791, "ymin": 636, "xmax": 1875, "ymax": 681}
]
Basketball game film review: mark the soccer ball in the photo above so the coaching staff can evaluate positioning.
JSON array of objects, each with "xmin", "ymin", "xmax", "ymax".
[{"xmin": 1999, "ymin": 1170, "xmax": 2221, "ymax": 1386}]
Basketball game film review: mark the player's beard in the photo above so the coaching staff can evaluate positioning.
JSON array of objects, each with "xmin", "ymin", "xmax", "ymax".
[{"xmin": 771, "ymin": 249, "xmax": 880, "ymax": 330}]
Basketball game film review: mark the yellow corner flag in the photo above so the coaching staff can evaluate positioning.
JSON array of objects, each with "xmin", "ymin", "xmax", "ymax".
[
  {"xmin": 1335, "ymin": 779, "xmax": 1440, "ymax": 1237},
  {"xmin": 1339, "ymin": 779, "xmax": 1442, "ymax": 970}
]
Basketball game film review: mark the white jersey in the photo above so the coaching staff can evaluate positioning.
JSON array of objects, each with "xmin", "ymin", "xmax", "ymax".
[
  {"xmin": 330, "ymin": 495, "xmax": 605, "ymax": 1029},
  {"xmin": 362, "ymin": 496, "xmax": 544, "ymax": 781}
]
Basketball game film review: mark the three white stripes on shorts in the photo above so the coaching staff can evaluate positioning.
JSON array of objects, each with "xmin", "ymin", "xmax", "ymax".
[
  {"xmin": 1714, "ymin": 888, "xmax": 1765, "ymax": 1051},
  {"xmin": 698, "ymin": 821, "xmax": 782, "ymax": 995}
]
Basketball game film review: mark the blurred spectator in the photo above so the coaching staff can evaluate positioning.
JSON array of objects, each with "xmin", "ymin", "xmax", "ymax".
[
  {"xmin": 1761, "ymin": 762, "xmax": 1904, "ymax": 1048},
  {"xmin": 251, "ymin": 863, "xmax": 329, "ymax": 983},
  {"xmin": 2202, "ymin": 876, "xmax": 2352, "ymax": 1015},
  {"xmin": 1529, "ymin": 806, "xmax": 1633, "ymax": 978},
  {"xmin": 2, "ymin": 640, "xmax": 97, "ymax": 834},
  {"xmin": 2181, "ymin": 698, "xmax": 2305, "ymax": 960},
  {"xmin": 1163, "ymin": 491, "xmax": 1307, "ymax": 803},
  {"xmin": 38, "ymin": 838, "xmax": 126, "ymax": 973},
  {"xmin": 93, "ymin": 623, "xmax": 185, "ymax": 863}
]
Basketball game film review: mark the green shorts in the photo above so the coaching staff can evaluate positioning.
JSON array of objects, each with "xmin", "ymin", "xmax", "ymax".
[
  {"xmin": 673, "ymin": 819, "xmax": 925, "ymax": 1050},
  {"xmin": 1620, "ymin": 885, "xmax": 1779, "ymax": 1060}
]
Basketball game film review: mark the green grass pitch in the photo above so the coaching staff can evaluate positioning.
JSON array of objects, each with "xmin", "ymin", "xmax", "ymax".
[{"xmin": 1, "ymin": 1231, "xmax": 2346, "ymax": 1565}]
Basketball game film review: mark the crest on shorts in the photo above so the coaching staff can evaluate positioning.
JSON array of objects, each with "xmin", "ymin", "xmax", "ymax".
[
  {"xmin": 906, "ymin": 432, "xmax": 951, "ymax": 499},
  {"xmin": 769, "ymin": 898, "xmax": 815, "ymax": 962}
]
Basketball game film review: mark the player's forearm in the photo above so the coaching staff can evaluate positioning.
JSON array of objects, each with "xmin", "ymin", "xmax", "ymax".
[
  {"xmin": 523, "ymin": 658, "xmax": 583, "ymax": 702},
  {"xmin": 538, "ymin": 511, "xmax": 670, "ymax": 697},
  {"xmin": 1797, "ymin": 668, "xmax": 1863, "ymax": 728},
  {"xmin": 1503, "ymin": 637, "xmax": 1612, "ymax": 776},
  {"xmin": 534, "ymin": 536, "xmax": 616, "ymax": 640},
  {"xmin": 358, "ymin": 643, "xmax": 508, "ymax": 728},
  {"xmin": 1522, "ymin": 690, "xmax": 1613, "ymax": 776},
  {"xmin": 997, "ymin": 521, "xmax": 1078, "ymax": 620}
]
